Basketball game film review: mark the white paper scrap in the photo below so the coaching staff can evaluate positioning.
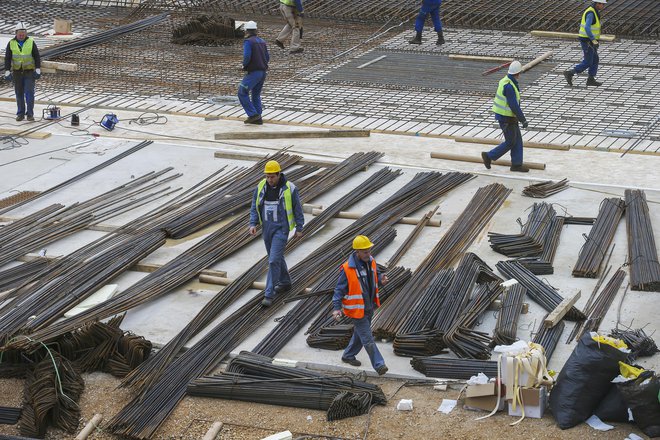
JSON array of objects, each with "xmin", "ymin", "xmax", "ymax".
[
  {"xmin": 625, "ymin": 433, "xmax": 644, "ymax": 440},
  {"xmin": 437, "ymin": 399, "xmax": 457, "ymax": 414},
  {"xmin": 586, "ymin": 414, "xmax": 614, "ymax": 431},
  {"xmin": 396, "ymin": 399, "xmax": 413, "ymax": 411}
]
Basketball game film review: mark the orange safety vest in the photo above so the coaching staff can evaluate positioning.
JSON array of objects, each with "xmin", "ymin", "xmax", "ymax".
[{"xmin": 341, "ymin": 258, "xmax": 380, "ymax": 319}]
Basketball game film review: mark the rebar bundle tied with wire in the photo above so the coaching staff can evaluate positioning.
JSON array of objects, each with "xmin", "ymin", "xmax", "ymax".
[
  {"xmin": 522, "ymin": 179, "xmax": 569, "ymax": 198},
  {"xmin": 410, "ymin": 357, "xmax": 498, "ymax": 379},
  {"xmin": 492, "ymin": 284, "xmax": 526, "ymax": 346},
  {"xmin": 609, "ymin": 327, "xmax": 659, "ymax": 360},
  {"xmin": 488, "ymin": 202, "xmax": 556, "ymax": 257},
  {"xmin": 172, "ymin": 14, "xmax": 240, "ymax": 45},
  {"xmin": 572, "ymin": 198, "xmax": 626, "ymax": 278},
  {"xmin": 518, "ymin": 216, "xmax": 565, "ymax": 275},
  {"xmin": 532, "ymin": 314, "xmax": 565, "ymax": 362},
  {"xmin": 0, "ymin": 406, "xmax": 21, "ymax": 425},
  {"xmin": 624, "ymin": 189, "xmax": 660, "ymax": 291}
]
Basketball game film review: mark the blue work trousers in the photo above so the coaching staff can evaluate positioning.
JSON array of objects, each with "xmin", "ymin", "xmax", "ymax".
[
  {"xmin": 574, "ymin": 39, "xmax": 599, "ymax": 77},
  {"xmin": 343, "ymin": 311, "xmax": 385, "ymax": 370},
  {"xmin": 414, "ymin": 2, "xmax": 443, "ymax": 33},
  {"xmin": 13, "ymin": 70, "xmax": 35, "ymax": 117},
  {"xmin": 487, "ymin": 118, "xmax": 524, "ymax": 166},
  {"xmin": 262, "ymin": 222, "xmax": 291, "ymax": 299},
  {"xmin": 238, "ymin": 70, "xmax": 266, "ymax": 118}
]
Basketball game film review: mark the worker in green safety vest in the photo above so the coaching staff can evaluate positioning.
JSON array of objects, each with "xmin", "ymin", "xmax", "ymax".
[
  {"xmin": 482, "ymin": 60, "xmax": 530, "ymax": 173},
  {"xmin": 275, "ymin": 0, "xmax": 304, "ymax": 54},
  {"xmin": 249, "ymin": 160, "xmax": 304, "ymax": 307},
  {"xmin": 4, "ymin": 22, "xmax": 42, "ymax": 121},
  {"xmin": 564, "ymin": 0, "xmax": 607, "ymax": 87}
]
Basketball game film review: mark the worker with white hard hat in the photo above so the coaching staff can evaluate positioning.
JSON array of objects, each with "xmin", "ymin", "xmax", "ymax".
[
  {"xmin": 482, "ymin": 60, "xmax": 530, "ymax": 173},
  {"xmin": 332, "ymin": 235, "xmax": 390, "ymax": 376},
  {"xmin": 238, "ymin": 20, "xmax": 270, "ymax": 125},
  {"xmin": 249, "ymin": 160, "xmax": 304, "ymax": 307},
  {"xmin": 275, "ymin": 0, "xmax": 304, "ymax": 53},
  {"xmin": 564, "ymin": 0, "xmax": 607, "ymax": 87},
  {"xmin": 4, "ymin": 21, "xmax": 42, "ymax": 121}
]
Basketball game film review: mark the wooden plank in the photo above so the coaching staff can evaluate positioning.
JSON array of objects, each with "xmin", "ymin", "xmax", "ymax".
[
  {"xmin": 544, "ymin": 291, "xmax": 581, "ymax": 328},
  {"xmin": 214, "ymin": 129, "xmax": 370, "ymax": 140},
  {"xmin": 310, "ymin": 208, "xmax": 441, "ymax": 227},
  {"xmin": 448, "ymin": 54, "xmax": 514, "ymax": 63},
  {"xmin": 453, "ymin": 135, "xmax": 570, "ymax": 151},
  {"xmin": 430, "ymin": 151, "xmax": 546, "ymax": 170},
  {"xmin": 531, "ymin": 30, "xmax": 616, "ymax": 42},
  {"xmin": 213, "ymin": 150, "xmax": 343, "ymax": 168},
  {"xmin": 0, "ymin": 128, "xmax": 51, "ymax": 139},
  {"xmin": 42, "ymin": 60, "xmax": 77, "ymax": 72}
]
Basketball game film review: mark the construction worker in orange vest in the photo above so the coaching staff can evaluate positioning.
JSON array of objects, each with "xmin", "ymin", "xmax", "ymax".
[{"xmin": 332, "ymin": 235, "xmax": 389, "ymax": 375}]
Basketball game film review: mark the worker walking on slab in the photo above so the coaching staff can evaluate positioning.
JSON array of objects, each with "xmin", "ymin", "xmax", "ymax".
[
  {"xmin": 564, "ymin": 0, "xmax": 606, "ymax": 87},
  {"xmin": 482, "ymin": 60, "xmax": 530, "ymax": 173},
  {"xmin": 332, "ymin": 235, "xmax": 389, "ymax": 376},
  {"xmin": 275, "ymin": 0, "xmax": 304, "ymax": 54},
  {"xmin": 239, "ymin": 21, "xmax": 269, "ymax": 125},
  {"xmin": 409, "ymin": 0, "xmax": 445, "ymax": 45},
  {"xmin": 4, "ymin": 22, "xmax": 41, "ymax": 122},
  {"xmin": 249, "ymin": 160, "xmax": 304, "ymax": 307}
]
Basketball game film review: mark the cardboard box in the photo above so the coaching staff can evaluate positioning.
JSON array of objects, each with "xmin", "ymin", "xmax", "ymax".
[
  {"xmin": 54, "ymin": 19, "xmax": 72, "ymax": 34},
  {"xmin": 465, "ymin": 382, "xmax": 496, "ymax": 398},
  {"xmin": 464, "ymin": 395, "xmax": 505, "ymax": 412},
  {"xmin": 507, "ymin": 386, "xmax": 547, "ymax": 419}
]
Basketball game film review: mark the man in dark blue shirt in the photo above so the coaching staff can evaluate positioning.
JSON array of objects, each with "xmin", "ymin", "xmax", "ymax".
[{"xmin": 238, "ymin": 21, "xmax": 269, "ymax": 125}]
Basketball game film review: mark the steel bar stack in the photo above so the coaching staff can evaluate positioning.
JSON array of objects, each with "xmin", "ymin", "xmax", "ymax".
[
  {"xmin": 0, "ymin": 407, "xmax": 21, "ymax": 425},
  {"xmin": 386, "ymin": 205, "xmax": 439, "ymax": 267},
  {"xmin": 410, "ymin": 357, "xmax": 498, "ymax": 379},
  {"xmin": 522, "ymin": 179, "xmax": 569, "ymax": 198},
  {"xmin": 532, "ymin": 315, "xmax": 565, "ymax": 362},
  {"xmin": 562, "ymin": 216, "xmax": 596, "ymax": 225},
  {"xmin": 625, "ymin": 189, "xmax": 660, "ymax": 291},
  {"xmin": 497, "ymin": 260, "xmax": 586, "ymax": 320},
  {"xmin": 492, "ymin": 284, "xmax": 526, "ymax": 346},
  {"xmin": 518, "ymin": 216, "xmax": 565, "ymax": 275},
  {"xmin": 610, "ymin": 327, "xmax": 659, "ymax": 360},
  {"xmin": 572, "ymin": 198, "xmax": 625, "ymax": 278},
  {"xmin": 567, "ymin": 269, "xmax": 626, "ymax": 342},
  {"xmin": 488, "ymin": 202, "xmax": 556, "ymax": 257}
]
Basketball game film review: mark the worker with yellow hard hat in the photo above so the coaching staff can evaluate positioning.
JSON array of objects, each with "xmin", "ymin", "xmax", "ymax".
[
  {"xmin": 249, "ymin": 159, "xmax": 304, "ymax": 307},
  {"xmin": 331, "ymin": 235, "xmax": 390, "ymax": 376}
]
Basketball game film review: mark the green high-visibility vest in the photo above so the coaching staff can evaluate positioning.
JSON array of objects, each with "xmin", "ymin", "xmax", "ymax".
[
  {"xmin": 9, "ymin": 37, "xmax": 35, "ymax": 70},
  {"xmin": 280, "ymin": 0, "xmax": 296, "ymax": 6},
  {"xmin": 491, "ymin": 76, "xmax": 521, "ymax": 118},
  {"xmin": 579, "ymin": 6, "xmax": 601, "ymax": 40},
  {"xmin": 255, "ymin": 179, "xmax": 296, "ymax": 231}
]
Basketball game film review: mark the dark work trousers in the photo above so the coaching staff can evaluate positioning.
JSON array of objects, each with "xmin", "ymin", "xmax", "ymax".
[
  {"xmin": 487, "ymin": 118, "xmax": 523, "ymax": 166},
  {"xmin": 343, "ymin": 310, "xmax": 385, "ymax": 370},
  {"xmin": 574, "ymin": 39, "xmax": 599, "ymax": 77},
  {"xmin": 12, "ymin": 69, "xmax": 36, "ymax": 117}
]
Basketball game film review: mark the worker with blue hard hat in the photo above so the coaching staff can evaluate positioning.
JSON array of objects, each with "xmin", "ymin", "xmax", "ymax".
[
  {"xmin": 249, "ymin": 160, "xmax": 304, "ymax": 307},
  {"xmin": 4, "ymin": 22, "xmax": 42, "ymax": 122},
  {"xmin": 482, "ymin": 60, "xmax": 530, "ymax": 173},
  {"xmin": 409, "ymin": 0, "xmax": 445, "ymax": 45},
  {"xmin": 564, "ymin": 0, "xmax": 607, "ymax": 87},
  {"xmin": 238, "ymin": 20, "xmax": 269, "ymax": 125}
]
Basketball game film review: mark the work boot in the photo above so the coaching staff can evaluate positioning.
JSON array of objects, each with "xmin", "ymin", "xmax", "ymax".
[
  {"xmin": 16, "ymin": 115, "xmax": 24, "ymax": 121},
  {"xmin": 244, "ymin": 114, "xmax": 262, "ymax": 125},
  {"xmin": 275, "ymin": 39, "xmax": 285, "ymax": 49},
  {"xmin": 289, "ymin": 47, "xmax": 303, "ymax": 54},
  {"xmin": 510, "ymin": 164, "xmax": 530, "ymax": 173},
  {"xmin": 409, "ymin": 32, "xmax": 422, "ymax": 45},
  {"xmin": 436, "ymin": 30, "xmax": 445, "ymax": 45},
  {"xmin": 26, "ymin": 115, "xmax": 35, "ymax": 121},
  {"xmin": 341, "ymin": 357, "xmax": 361, "ymax": 367},
  {"xmin": 376, "ymin": 365, "xmax": 389, "ymax": 376},
  {"xmin": 261, "ymin": 297, "xmax": 273, "ymax": 307},
  {"xmin": 481, "ymin": 152, "xmax": 492, "ymax": 169},
  {"xmin": 563, "ymin": 69, "xmax": 575, "ymax": 87},
  {"xmin": 586, "ymin": 76, "xmax": 602, "ymax": 87},
  {"xmin": 274, "ymin": 283, "xmax": 291, "ymax": 294}
]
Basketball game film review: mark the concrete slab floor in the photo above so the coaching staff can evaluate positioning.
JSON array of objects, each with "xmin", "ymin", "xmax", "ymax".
[{"xmin": 0, "ymin": 99, "xmax": 658, "ymax": 380}]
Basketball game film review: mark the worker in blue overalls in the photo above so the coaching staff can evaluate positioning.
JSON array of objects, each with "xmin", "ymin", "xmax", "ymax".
[
  {"xmin": 238, "ymin": 20, "xmax": 269, "ymax": 125},
  {"xmin": 481, "ymin": 61, "xmax": 530, "ymax": 173},
  {"xmin": 564, "ymin": 0, "xmax": 607, "ymax": 87},
  {"xmin": 4, "ymin": 22, "xmax": 41, "ymax": 121},
  {"xmin": 249, "ymin": 160, "xmax": 304, "ymax": 307},
  {"xmin": 409, "ymin": 0, "xmax": 445, "ymax": 45}
]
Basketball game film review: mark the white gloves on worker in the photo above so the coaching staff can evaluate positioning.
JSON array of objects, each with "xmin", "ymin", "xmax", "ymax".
[
  {"xmin": 35, "ymin": 68, "xmax": 41, "ymax": 75},
  {"xmin": 4, "ymin": 71, "xmax": 10, "ymax": 78}
]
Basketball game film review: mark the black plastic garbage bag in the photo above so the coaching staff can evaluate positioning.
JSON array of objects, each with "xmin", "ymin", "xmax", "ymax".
[
  {"xmin": 618, "ymin": 371, "xmax": 660, "ymax": 438},
  {"xmin": 549, "ymin": 333, "xmax": 629, "ymax": 429},
  {"xmin": 594, "ymin": 385, "xmax": 630, "ymax": 423}
]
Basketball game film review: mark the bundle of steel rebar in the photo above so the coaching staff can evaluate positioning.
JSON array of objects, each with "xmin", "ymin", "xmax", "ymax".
[
  {"xmin": 410, "ymin": 356, "xmax": 498, "ymax": 379},
  {"xmin": 609, "ymin": 327, "xmax": 659, "ymax": 359},
  {"xmin": 372, "ymin": 183, "xmax": 511, "ymax": 339},
  {"xmin": 572, "ymin": 198, "xmax": 625, "ymax": 278},
  {"xmin": 0, "ymin": 406, "xmax": 21, "ymax": 425},
  {"xmin": 562, "ymin": 216, "xmax": 596, "ymax": 225},
  {"xmin": 386, "ymin": 205, "xmax": 439, "ymax": 267},
  {"xmin": 625, "ymin": 189, "xmax": 660, "ymax": 291},
  {"xmin": 532, "ymin": 315, "xmax": 565, "ymax": 362},
  {"xmin": 568, "ymin": 269, "xmax": 626, "ymax": 342},
  {"xmin": 518, "ymin": 216, "xmax": 565, "ymax": 275},
  {"xmin": 188, "ymin": 351, "xmax": 384, "ymax": 420},
  {"xmin": 492, "ymin": 284, "xmax": 526, "ymax": 346},
  {"xmin": 488, "ymin": 202, "xmax": 556, "ymax": 257},
  {"xmin": 0, "ymin": 259, "xmax": 49, "ymax": 293},
  {"xmin": 497, "ymin": 260, "xmax": 586, "ymax": 320},
  {"xmin": 522, "ymin": 179, "xmax": 569, "ymax": 198}
]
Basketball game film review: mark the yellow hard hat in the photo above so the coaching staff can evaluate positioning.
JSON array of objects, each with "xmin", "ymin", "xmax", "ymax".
[
  {"xmin": 264, "ymin": 160, "xmax": 281, "ymax": 174},
  {"xmin": 353, "ymin": 235, "xmax": 374, "ymax": 250}
]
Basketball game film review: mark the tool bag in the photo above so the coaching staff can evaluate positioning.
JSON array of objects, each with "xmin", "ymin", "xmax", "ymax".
[{"xmin": 549, "ymin": 332, "xmax": 629, "ymax": 429}]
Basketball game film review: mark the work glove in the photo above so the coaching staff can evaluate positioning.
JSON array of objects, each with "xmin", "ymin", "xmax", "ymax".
[
  {"xmin": 3, "ymin": 71, "xmax": 11, "ymax": 82},
  {"xmin": 522, "ymin": 120, "xmax": 529, "ymax": 129},
  {"xmin": 592, "ymin": 39, "xmax": 599, "ymax": 46},
  {"xmin": 34, "ymin": 68, "xmax": 41, "ymax": 80}
]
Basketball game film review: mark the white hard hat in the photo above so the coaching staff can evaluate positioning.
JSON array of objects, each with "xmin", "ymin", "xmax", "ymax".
[
  {"xmin": 508, "ymin": 60, "xmax": 522, "ymax": 75},
  {"xmin": 593, "ymin": 0, "xmax": 607, "ymax": 3},
  {"xmin": 244, "ymin": 21, "xmax": 257, "ymax": 30},
  {"xmin": 15, "ymin": 22, "xmax": 27, "ymax": 32}
]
